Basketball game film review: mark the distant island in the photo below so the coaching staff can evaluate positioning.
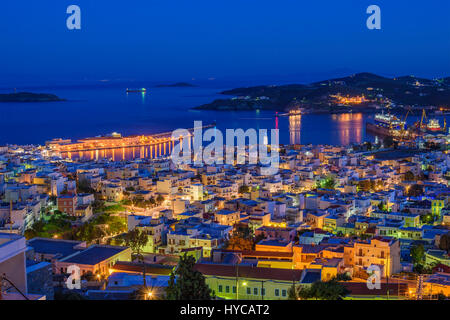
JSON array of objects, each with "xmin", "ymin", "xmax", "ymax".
[
  {"xmin": 155, "ymin": 82, "xmax": 197, "ymax": 88},
  {"xmin": 0, "ymin": 92, "xmax": 65, "ymax": 102},
  {"xmin": 193, "ymin": 72, "xmax": 450, "ymax": 113}
]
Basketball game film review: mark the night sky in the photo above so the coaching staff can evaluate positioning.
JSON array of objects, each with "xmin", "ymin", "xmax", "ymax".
[{"xmin": 1, "ymin": 0, "xmax": 450, "ymax": 85}]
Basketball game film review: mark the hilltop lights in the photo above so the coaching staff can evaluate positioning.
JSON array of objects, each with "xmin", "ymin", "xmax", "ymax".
[{"xmin": 330, "ymin": 94, "xmax": 367, "ymax": 105}]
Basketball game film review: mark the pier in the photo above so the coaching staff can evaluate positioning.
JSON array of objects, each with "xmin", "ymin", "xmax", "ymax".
[{"xmin": 47, "ymin": 124, "xmax": 215, "ymax": 155}]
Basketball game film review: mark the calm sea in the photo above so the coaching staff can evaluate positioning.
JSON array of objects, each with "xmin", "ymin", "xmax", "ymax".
[{"xmin": 0, "ymin": 83, "xmax": 448, "ymax": 148}]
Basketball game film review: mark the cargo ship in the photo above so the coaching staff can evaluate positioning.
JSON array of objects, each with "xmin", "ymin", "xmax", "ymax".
[
  {"xmin": 366, "ymin": 112, "xmax": 406, "ymax": 137},
  {"xmin": 412, "ymin": 109, "xmax": 447, "ymax": 134},
  {"xmin": 425, "ymin": 119, "xmax": 445, "ymax": 132},
  {"xmin": 126, "ymin": 88, "xmax": 147, "ymax": 93}
]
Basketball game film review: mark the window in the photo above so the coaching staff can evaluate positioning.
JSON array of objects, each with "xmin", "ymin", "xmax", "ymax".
[
  {"xmin": 282, "ymin": 289, "xmax": 287, "ymax": 297},
  {"xmin": 261, "ymin": 288, "xmax": 265, "ymax": 296},
  {"xmin": 225, "ymin": 286, "xmax": 230, "ymax": 293},
  {"xmin": 275, "ymin": 289, "xmax": 280, "ymax": 297},
  {"xmin": 247, "ymin": 287, "xmax": 251, "ymax": 295},
  {"xmin": 232, "ymin": 286, "xmax": 236, "ymax": 294},
  {"xmin": 254, "ymin": 288, "xmax": 258, "ymax": 295},
  {"xmin": 218, "ymin": 285, "xmax": 223, "ymax": 293}
]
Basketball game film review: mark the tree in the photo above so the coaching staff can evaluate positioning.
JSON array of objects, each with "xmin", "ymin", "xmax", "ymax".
[
  {"xmin": 156, "ymin": 194, "xmax": 165, "ymax": 205},
  {"xmin": 226, "ymin": 234, "xmax": 254, "ymax": 251},
  {"xmin": 124, "ymin": 228, "xmax": 150, "ymax": 289},
  {"xmin": 377, "ymin": 202, "xmax": 388, "ymax": 212},
  {"xmin": 407, "ymin": 184, "xmax": 424, "ymax": 197},
  {"xmin": 288, "ymin": 284, "xmax": 298, "ymax": 300},
  {"xmin": 404, "ymin": 171, "xmax": 415, "ymax": 181},
  {"xmin": 165, "ymin": 253, "xmax": 213, "ymax": 300},
  {"xmin": 357, "ymin": 179, "xmax": 371, "ymax": 192},
  {"xmin": 238, "ymin": 185, "xmax": 250, "ymax": 194},
  {"xmin": 297, "ymin": 279, "xmax": 349, "ymax": 300},
  {"xmin": 226, "ymin": 225, "xmax": 255, "ymax": 250},
  {"xmin": 334, "ymin": 273, "xmax": 352, "ymax": 281},
  {"xmin": 24, "ymin": 228, "xmax": 38, "ymax": 240},
  {"xmin": 411, "ymin": 243, "xmax": 426, "ymax": 272},
  {"xmin": 124, "ymin": 228, "xmax": 149, "ymax": 259},
  {"xmin": 317, "ymin": 175, "xmax": 336, "ymax": 190}
]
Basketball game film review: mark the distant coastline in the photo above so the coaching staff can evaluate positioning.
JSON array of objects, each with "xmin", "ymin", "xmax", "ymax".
[
  {"xmin": 0, "ymin": 92, "xmax": 65, "ymax": 102},
  {"xmin": 155, "ymin": 82, "xmax": 197, "ymax": 88},
  {"xmin": 193, "ymin": 72, "xmax": 450, "ymax": 113}
]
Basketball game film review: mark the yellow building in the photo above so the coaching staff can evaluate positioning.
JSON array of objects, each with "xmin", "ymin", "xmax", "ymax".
[
  {"xmin": 424, "ymin": 273, "xmax": 450, "ymax": 297},
  {"xmin": 214, "ymin": 209, "xmax": 241, "ymax": 226},
  {"xmin": 308, "ymin": 258, "xmax": 344, "ymax": 281},
  {"xmin": 352, "ymin": 237, "xmax": 401, "ymax": 277},
  {"xmin": 194, "ymin": 263, "xmax": 302, "ymax": 300},
  {"xmin": 432, "ymin": 198, "xmax": 447, "ymax": 216}
]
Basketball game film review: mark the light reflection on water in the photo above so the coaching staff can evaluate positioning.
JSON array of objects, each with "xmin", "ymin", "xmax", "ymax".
[
  {"xmin": 2, "ymin": 85, "xmax": 449, "ymax": 149},
  {"xmin": 62, "ymin": 143, "xmax": 172, "ymax": 161}
]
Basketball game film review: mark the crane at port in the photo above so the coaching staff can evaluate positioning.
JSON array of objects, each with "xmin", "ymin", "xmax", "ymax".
[
  {"xmin": 417, "ymin": 108, "xmax": 446, "ymax": 133},
  {"xmin": 420, "ymin": 109, "xmax": 428, "ymax": 129},
  {"xmin": 398, "ymin": 107, "xmax": 411, "ymax": 142}
]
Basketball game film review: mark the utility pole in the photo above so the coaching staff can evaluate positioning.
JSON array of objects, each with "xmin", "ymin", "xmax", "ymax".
[
  {"xmin": 236, "ymin": 263, "xmax": 238, "ymax": 299},
  {"xmin": 261, "ymin": 280, "xmax": 264, "ymax": 300},
  {"xmin": 235, "ymin": 253, "xmax": 241, "ymax": 299}
]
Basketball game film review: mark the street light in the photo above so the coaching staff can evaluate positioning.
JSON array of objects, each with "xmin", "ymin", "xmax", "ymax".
[{"xmin": 229, "ymin": 252, "xmax": 242, "ymax": 299}]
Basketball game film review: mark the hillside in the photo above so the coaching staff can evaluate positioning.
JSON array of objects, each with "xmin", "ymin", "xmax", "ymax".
[
  {"xmin": 194, "ymin": 73, "xmax": 450, "ymax": 112},
  {"xmin": 0, "ymin": 92, "xmax": 65, "ymax": 102}
]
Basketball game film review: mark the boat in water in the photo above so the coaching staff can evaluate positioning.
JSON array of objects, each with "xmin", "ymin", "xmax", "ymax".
[
  {"xmin": 126, "ymin": 88, "xmax": 147, "ymax": 93},
  {"xmin": 426, "ymin": 119, "xmax": 443, "ymax": 132}
]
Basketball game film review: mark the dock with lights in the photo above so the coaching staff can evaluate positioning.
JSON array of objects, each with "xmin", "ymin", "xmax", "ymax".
[{"xmin": 47, "ymin": 124, "xmax": 215, "ymax": 154}]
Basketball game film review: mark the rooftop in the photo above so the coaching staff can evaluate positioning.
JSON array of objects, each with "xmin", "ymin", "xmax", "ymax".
[
  {"xmin": 27, "ymin": 237, "xmax": 85, "ymax": 259},
  {"xmin": 61, "ymin": 245, "xmax": 129, "ymax": 265},
  {"xmin": 194, "ymin": 263, "xmax": 302, "ymax": 282}
]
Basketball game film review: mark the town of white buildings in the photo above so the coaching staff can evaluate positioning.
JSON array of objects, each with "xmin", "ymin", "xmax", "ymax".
[{"xmin": 0, "ymin": 133, "xmax": 450, "ymax": 300}]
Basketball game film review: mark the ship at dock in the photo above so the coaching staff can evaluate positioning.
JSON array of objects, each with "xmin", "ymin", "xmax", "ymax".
[
  {"xmin": 412, "ymin": 109, "xmax": 447, "ymax": 135},
  {"xmin": 366, "ymin": 111, "xmax": 407, "ymax": 137}
]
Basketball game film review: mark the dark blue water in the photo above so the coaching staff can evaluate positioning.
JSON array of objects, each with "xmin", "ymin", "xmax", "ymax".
[{"xmin": 0, "ymin": 84, "xmax": 448, "ymax": 146}]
